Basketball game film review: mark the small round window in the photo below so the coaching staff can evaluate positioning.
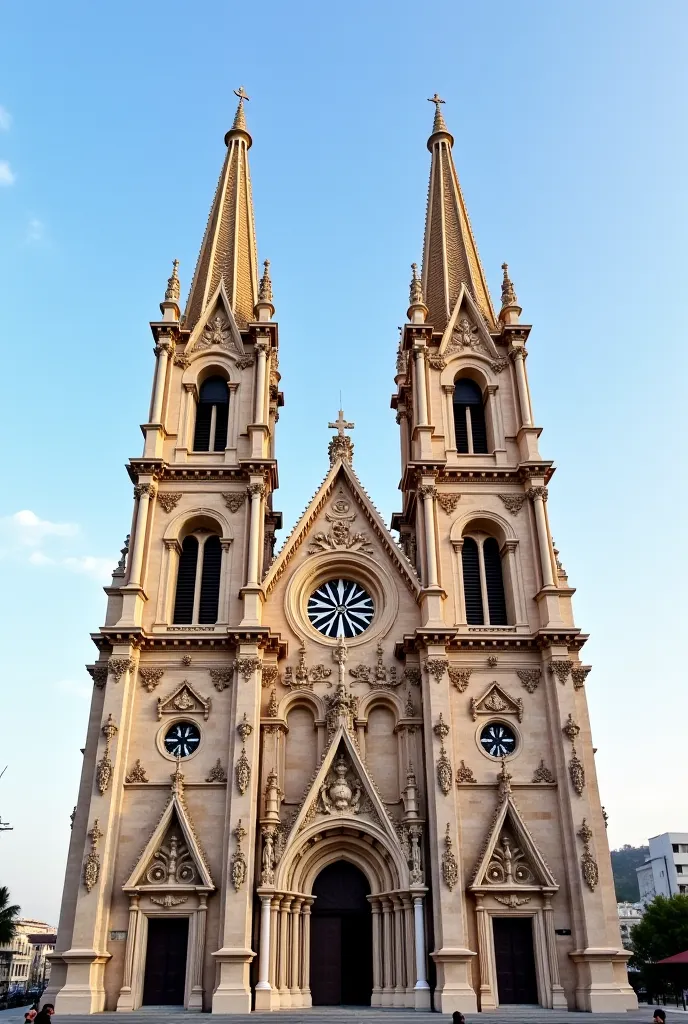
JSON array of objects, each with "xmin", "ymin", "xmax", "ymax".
[
  {"xmin": 307, "ymin": 578, "xmax": 374, "ymax": 638},
  {"xmin": 479, "ymin": 721, "xmax": 517, "ymax": 758},
  {"xmin": 164, "ymin": 721, "xmax": 201, "ymax": 758}
]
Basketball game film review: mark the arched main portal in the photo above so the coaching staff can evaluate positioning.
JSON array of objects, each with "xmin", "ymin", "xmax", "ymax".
[{"xmin": 310, "ymin": 861, "xmax": 373, "ymax": 1006}]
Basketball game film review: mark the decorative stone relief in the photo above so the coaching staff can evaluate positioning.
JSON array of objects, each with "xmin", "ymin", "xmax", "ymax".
[
  {"xmin": 425, "ymin": 657, "xmax": 449, "ymax": 683},
  {"xmin": 108, "ymin": 657, "xmax": 135, "ymax": 683},
  {"xmin": 562, "ymin": 713, "xmax": 580, "ymax": 742},
  {"xmin": 230, "ymin": 820, "xmax": 248, "ymax": 891},
  {"xmin": 485, "ymin": 832, "xmax": 535, "ymax": 885},
  {"xmin": 433, "ymin": 713, "xmax": 450, "ymax": 740},
  {"xmin": 526, "ymin": 485, "xmax": 548, "ymax": 503},
  {"xmin": 126, "ymin": 760, "xmax": 149, "ymax": 784},
  {"xmin": 113, "ymin": 535, "xmax": 130, "ymax": 576},
  {"xmin": 436, "ymin": 744, "xmax": 453, "ymax": 796},
  {"xmin": 210, "ymin": 668, "xmax": 233, "ymax": 692},
  {"xmin": 222, "ymin": 493, "xmax": 246, "ymax": 513},
  {"xmin": 428, "ymin": 355, "xmax": 446, "ymax": 371},
  {"xmin": 577, "ymin": 818, "xmax": 599, "ymax": 891},
  {"xmin": 550, "ymin": 660, "xmax": 573, "ymax": 684},
  {"xmin": 324, "ymin": 682, "xmax": 359, "ymax": 741},
  {"xmin": 83, "ymin": 819, "xmax": 104, "ymax": 893},
  {"xmin": 283, "ymin": 642, "xmax": 331, "ymax": 689},
  {"xmin": 442, "ymin": 824, "xmax": 459, "ymax": 890},
  {"xmin": 349, "ymin": 643, "xmax": 399, "ymax": 689},
  {"xmin": 517, "ymin": 668, "xmax": 541, "ymax": 693},
  {"xmin": 487, "ymin": 655, "xmax": 499, "ymax": 667},
  {"xmin": 139, "ymin": 667, "xmax": 165, "ymax": 693},
  {"xmin": 568, "ymin": 746, "xmax": 585, "ymax": 795},
  {"xmin": 307, "ymin": 502, "xmax": 373, "ymax": 554},
  {"xmin": 498, "ymin": 494, "xmax": 526, "ymax": 515},
  {"xmin": 436, "ymin": 493, "xmax": 460, "ymax": 515},
  {"xmin": 146, "ymin": 831, "xmax": 197, "ymax": 885},
  {"xmin": 572, "ymin": 666, "xmax": 591, "ymax": 690},
  {"xmin": 456, "ymin": 760, "xmax": 477, "ymax": 784},
  {"xmin": 532, "ymin": 760, "xmax": 555, "ymax": 784},
  {"xmin": 96, "ymin": 715, "xmax": 118, "ymax": 795},
  {"xmin": 196, "ymin": 313, "xmax": 236, "ymax": 352},
  {"xmin": 150, "ymin": 895, "xmax": 188, "ymax": 908},
  {"xmin": 261, "ymin": 826, "xmax": 276, "ymax": 886},
  {"xmin": 157, "ymin": 681, "xmax": 211, "ymax": 720},
  {"xmin": 319, "ymin": 755, "xmax": 363, "ymax": 814},
  {"xmin": 158, "ymin": 493, "xmax": 182, "ymax": 514},
  {"xmin": 448, "ymin": 666, "xmax": 472, "ymax": 692},
  {"xmin": 235, "ymin": 748, "xmax": 251, "ymax": 795},
  {"xmin": 417, "ymin": 484, "xmax": 438, "ymax": 502},
  {"xmin": 237, "ymin": 713, "xmax": 253, "ymax": 741},
  {"xmin": 490, "ymin": 358, "xmax": 508, "ymax": 374},
  {"xmin": 181, "ymin": 655, "xmax": 192, "ymax": 667},
  {"xmin": 261, "ymin": 665, "xmax": 279, "ymax": 688},
  {"xmin": 267, "ymin": 688, "xmax": 279, "ymax": 717},
  {"xmin": 447, "ymin": 316, "xmax": 482, "ymax": 353},
  {"xmin": 237, "ymin": 657, "xmax": 262, "ymax": 682},
  {"xmin": 235, "ymin": 355, "xmax": 254, "ymax": 371},
  {"xmin": 91, "ymin": 665, "xmax": 108, "ymax": 689},
  {"xmin": 495, "ymin": 894, "xmax": 531, "ymax": 908},
  {"xmin": 470, "ymin": 683, "xmax": 523, "ymax": 722},
  {"xmin": 134, "ymin": 482, "xmax": 157, "ymax": 501},
  {"xmin": 404, "ymin": 691, "xmax": 416, "ymax": 716},
  {"xmin": 206, "ymin": 759, "xmax": 227, "ymax": 783},
  {"xmin": 402, "ymin": 666, "xmax": 421, "ymax": 687},
  {"xmin": 173, "ymin": 353, "xmax": 190, "ymax": 370}
]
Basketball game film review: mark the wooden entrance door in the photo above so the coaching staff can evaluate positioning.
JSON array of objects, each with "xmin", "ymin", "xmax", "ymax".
[
  {"xmin": 142, "ymin": 917, "xmax": 189, "ymax": 1005},
  {"xmin": 493, "ymin": 916, "xmax": 538, "ymax": 1004},
  {"xmin": 310, "ymin": 861, "xmax": 373, "ymax": 1006}
]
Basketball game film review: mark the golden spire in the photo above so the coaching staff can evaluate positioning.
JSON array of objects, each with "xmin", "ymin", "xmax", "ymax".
[
  {"xmin": 499, "ymin": 261, "xmax": 522, "ymax": 324},
  {"xmin": 258, "ymin": 259, "xmax": 273, "ymax": 303},
  {"xmin": 184, "ymin": 87, "xmax": 259, "ymax": 332},
  {"xmin": 421, "ymin": 96, "xmax": 496, "ymax": 331}
]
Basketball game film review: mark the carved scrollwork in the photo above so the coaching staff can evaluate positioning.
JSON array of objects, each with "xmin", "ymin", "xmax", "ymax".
[
  {"xmin": 267, "ymin": 687, "xmax": 279, "ymax": 717},
  {"xmin": 517, "ymin": 668, "xmax": 541, "ymax": 693},
  {"xmin": 532, "ymin": 759, "xmax": 555, "ymax": 784},
  {"xmin": 562, "ymin": 713, "xmax": 580, "ymax": 742},
  {"xmin": 231, "ymin": 820, "xmax": 248, "ymax": 891},
  {"xmin": 577, "ymin": 818, "xmax": 599, "ymax": 891},
  {"xmin": 448, "ymin": 666, "xmax": 472, "ymax": 692},
  {"xmin": 442, "ymin": 824, "xmax": 459, "ymax": 890},
  {"xmin": 237, "ymin": 657, "xmax": 262, "ymax": 681},
  {"xmin": 402, "ymin": 666, "xmax": 421, "ymax": 687},
  {"xmin": 436, "ymin": 493, "xmax": 460, "ymax": 515},
  {"xmin": 83, "ymin": 819, "xmax": 104, "ymax": 893},
  {"xmin": 498, "ymin": 494, "xmax": 525, "ymax": 515},
  {"xmin": 235, "ymin": 747, "xmax": 251, "ymax": 795},
  {"xmin": 349, "ymin": 644, "xmax": 398, "ymax": 689},
  {"xmin": 139, "ymin": 667, "xmax": 165, "ymax": 693},
  {"xmin": 261, "ymin": 665, "xmax": 279, "ymax": 688},
  {"xmin": 550, "ymin": 660, "xmax": 573, "ymax": 684},
  {"xmin": 157, "ymin": 492, "xmax": 182, "ymax": 514},
  {"xmin": 210, "ymin": 668, "xmax": 233, "ymax": 692},
  {"xmin": 222, "ymin": 492, "xmax": 246, "ymax": 513},
  {"xmin": 526, "ymin": 485, "xmax": 548, "ymax": 503},
  {"xmin": 572, "ymin": 665, "xmax": 591, "ymax": 690},
  {"xmin": 568, "ymin": 746, "xmax": 585, "ymax": 795},
  {"xmin": 433, "ymin": 713, "xmax": 450, "ymax": 740},
  {"xmin": 206, "ymin": 759, "xmax": 227, "ymax": 783},
  {"xmin": 125, "ymin": 759, "xmax": 149, "ymax": 784},
  {"xmin": 108, "ymin": 657, "xmax": 135, "ymax": 683},
  {"xmin": 456, "ymin": 760, "xmax": 477, "ymax": 784},
  {"xmin": 436, "ymin": 744, "xmax": 453, "ymax": 795},
  {"xmin": 91, "ymin": 666, "xmax": 108, "ymax": 689},
  {"xmin": 425, "ymin": 657, "xmax": 448, "ymax": 683}
]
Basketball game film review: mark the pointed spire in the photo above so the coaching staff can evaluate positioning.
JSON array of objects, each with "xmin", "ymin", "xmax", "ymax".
[
  {"xmin": 255, "ymin": 258, "xmax": 274, "ymax": 322},
  {"xmin": 421, "ymin": 96, "xmax": 496, "ymax": 332},
  {"xmin": 160, "ymin": 258, "xmax": 181, "ymax": 321},
  {"xmin": 184, "ymin": 87, "xmax": 259, "ymax": 332},
  {"xmin": 407, "ymin": 262, "xmax": 428, "ymax": 324},
  {"xmin": 499, "ymin": 261, "xmax": 522, "ymax": 325}
]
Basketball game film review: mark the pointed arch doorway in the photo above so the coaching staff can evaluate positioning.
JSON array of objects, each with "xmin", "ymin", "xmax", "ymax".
[{"xmin": 310, "ymin": 861, "xmax": 373, "ymax": 1006}]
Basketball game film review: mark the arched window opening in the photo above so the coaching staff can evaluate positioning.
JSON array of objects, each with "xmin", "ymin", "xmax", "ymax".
[
  {"xmin": 172, "ymin": 531, "xmax": 223, "ymax": 625},
  {"xmin": 461, "ymin": 532, "xmax": 509, "ymax": 626},
  {"xmin": 454, "ymin": 378, "xmax": 488, "ymax": 455},
  {"xmin": 193, "ymin": 376, "xmax": 229, "ymax": 452}
]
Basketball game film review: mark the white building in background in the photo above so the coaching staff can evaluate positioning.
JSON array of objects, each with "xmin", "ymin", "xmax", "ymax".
[
  {"xmin": 617, "ymin": 903, "xmax": 644, "ymax": 949},
  {"xmin": 637, "ymin": 833, "xmax": 688, "ymax": 904},
  {"xmin": 0, "ymin": 920, "xmax": 56, "ymax": 999}
]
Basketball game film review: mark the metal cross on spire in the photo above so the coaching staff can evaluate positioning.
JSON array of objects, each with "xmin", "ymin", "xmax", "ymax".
[
  {"xmin": 328, "ymin": 409, "xmax": 355, "ymax": 437},
  {"xmin": 234, "ymin": 86, "xmax": 250, "ymax": 103},
  {"xmin": 427, "ymin": 92, "xmax": 449, "ymax": 136},
  {"xmin": 327, "ymin": 409, "xmax": 355, "ymax": 466},
  {"xmin": 427, "ymin": 92, "xmax": 445, "ymax": 111}
]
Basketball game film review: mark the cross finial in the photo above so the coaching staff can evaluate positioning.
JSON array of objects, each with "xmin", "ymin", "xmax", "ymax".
[
  {"xmin": 427, "ymin": 93, "xmax": 450, "ymax": 137},
  {"xmin": 234, "ymin": 86, "xmax": 250, "ymax": 103},
  {"xmin": 427, "ymin": 93, "xmax": 445, "ymax": 111},
  {"xmin": 328, "ymin": 409, "xmax": 355, "ymax": 437}
]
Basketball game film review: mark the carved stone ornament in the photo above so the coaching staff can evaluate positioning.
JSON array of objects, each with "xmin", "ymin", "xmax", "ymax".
[
  {"xmin": 437, "ymin": 493, "xmax": 460, "ymax": 515},
  {"xmin": 442, "ymin": 824, "xmax": 459, "ymax": 890},
  {"xmin": 328, "ymin": 433, "xmax": 354, "ymax": 467},
  {"xmin": 417, "ymin": 484, "xmax": 438, "ymax": 502},
  {"xmin": 146, "ymin": 830, "xmax": 198, "ymax": 885},
  {"xmin": 235, "ymin": 354, "xmax": 254, "ymax": 370},
  {"xmin": 448, "ymin": 666, "xmax": 472, "ymax": 692},
  {"xmin": 448, "ymin": 316, "xmax": 482, "ymax": 353},
  {"xmin": 404, "ymin": 691, "xmax": 416, "ymax": 716},
  {"xmin": 402, "ymin": 666, "xmax": 421, "ymax": 687},
  {"xmin": 485, "ymin": 832, "xmax": 535, "ymax": 885},
  {"xmin": 436, "ymin": 744, "xmax": 453, "ymax": 796},
  {"xmin": 456, "ymin": 760, "xmax": 477, "ymax": 784},
  {"xmin": 267, "ymin": 687, "xmax": 279, "ymax": 717},
  {"xmin": 572, "ymin": 665, "xmax": 591, "ymax": 690},
  {"xmin": 91, "ymin": 665, "xmax": 108, "ymax": 689},
  {"xmin": 577, "ymin": 818, "xmax": 599, "ymax": 891},
  {"xmin": 181, "ymin": 655, "xmax": 192, "ymax": 667},
  {"xmin": 526, "ymin": 485, "xmax": 548, "ymax": 503},
  {"xmin": 490, "ymin": 358, "xmax": 508, "ymax": 374},
  {"xmin": 151, "ymin": 895, "xmax": 188, "ymax": 908},
  {"xmin": 284, "ymin": 643, "xmax": 331, "ymax": 690},
  {"xmin": 349, "ymin": 643, "xmax": 398, "ymax": 689},
  {"xmin": 532, "ymin": 759, "xmax": 555, "ymax": 784},
  {"xmin": 96, "ymin": 749, "xmax": 113, "ymax": 796},
  {"xmin": 139, "ymin": 667, "xmax": 165, "ymax": 693},
  {"xmin": 157, "ymin": 681, "xmax": 211, "ymax": 720},
  {"xmin": 428, "ymin": 355, "xmax": 447, "ymax": 371},
  {"xmin": 231, "ymin": 820, "xmax": 248, "ymax": 892},
  {"xmin": 433, "ymin": 713, "xmax": 450, "ymax": 740},
  {"xmin": 126, "ymin": 759, "xmax": 149, "ymax": 784},
  {"xmin": 261, "ymin": 665, "xmax": 279, "ymax": 688},
  {"xmin": 237, "ymin": 657, "xmax": 262, "ymax": 682},
  {"xmin": 210, "ymin": 668, "xmax": 233, "ymax": 692},
  {"xmin": 408, "ymin": 823, "xmax": 424, "ymax": 884},
  {"xmin": 206, "ymin": 759, "xmax": 227, "ymax": 783},
  {"xmin": 568, "ymin": 746, "xmax": 585, "ymax": 795},
  {"xmin": 108, "ymin": 657, "xmax": 135, "ymax": 683},
  {"xmin": 498, "ymin": 494, "xmax": 526, "ymax": 515},
  {"xmin": 198, "ymin": 313, "xmax": 236, "ymax": 351},
  {"xmin": 487, "ymin": 655, "xmax": 499, "ymax": 667},
  {"xmin": 318, "ymin": 755, "xmax": 365, "ymax": 815},
  {"xmin": 113, "ymin": 534, "xmax": 129, "ymax": 576},
  {"xmin": 495, "ymin": 894, "xmax": 531, "ymax": 908},
  {"xmin": 425, "ymin": 657, "xmax": 449, "ymax": 683},
  {"xmin": 174, "ymin": 353, "xmax": 190, "ymax": 370},
  {"xmin": 550, "ymin": 660, "xmax": 573, "ymax": 684},
  {"xmin": 222, "ymin": 492, "xmax": 246, "ymax": 513},
  {"xmin": 517, "ymin": 668, "xmax": 541, "ymax": 694},
  {"xmin": 158, "ymin": 492, "xmax": 182, "ymax": 514},
  {"xmin": 562, "ymin": 713, "xmax": 580, "ymax": 742},
  {"xmin": 247, "ymin": 482, "xmax": 266, "ymax": 500},
  {"xmin": 261, "ymin": 826, "xmax": 276, "ymax": 886},
  {"xmin": 325, "ymin": 682, "xmax": 359, "ymax": 741},
  {"xmin": 237, "ymin": 714, "xmax": 253, "ymax": 743},
  {"xmin": 83, "ymin": 819, "xmax": 103, "ymax": 893},
  {"xmin": 235, "ymin": 747, "xmax": 251, "ymax": 795},
  {"xmin": 134, "ymin": 482, "xmax": 157, "ymax": 501},
  {"xmin": 307, "ymin": 506, "xmax": 373, "ymax": 555},
  {"xmin": 470, "ymin": 683, "xmax": 523, "ymax": 722}
]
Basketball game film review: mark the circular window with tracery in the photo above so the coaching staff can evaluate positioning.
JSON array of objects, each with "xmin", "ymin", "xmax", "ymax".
[
  {"xmin": 479, "ymin": 721, "xmax": 517, "ymax": 758},
  {"xmin": 164, "ymin": 721, "xmax": 201, "ymax": 758},
  {"xmin": 307, "ymin": 578, "xmax": 374, "ymax": 638}
]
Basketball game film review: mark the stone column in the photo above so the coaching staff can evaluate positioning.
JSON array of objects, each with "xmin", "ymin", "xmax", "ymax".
[
  {"xmin": 443, "ymin": 384, "xmax": 457, "ymax": 451},
  {"xmin": 150, "ymin": 341, "xmax": 172, "ymax": 425},
  {"xmin": 188, "ymin": 893, "xmax": 208, "ymax": 1010},
  {"xmin": 528, "ymin": 486, "xmax": 555, "ymax": 588},
  {"xmin": 413, "ymin": 344, "xmax": 429, "ymax": 427},
  {"xmin": 254, "ymin": 341, "xmax": 269, "ymax": 424},
  {"xmin": 392, "ymin": 895, "xmax": 405, "ymax": 1004},
  {"xmin": 178, "ymin": 382, "xmax": 196, "ymax": 452},
  {"xmin": 278, "ymin": 897, "xmax": 292, "ymax": 1005},
  {"xmin": 115, "ymin": 895, "xmax": 139, "ymax": 1011},
  {"xmin": 402, "ymin": 896, "xmax": 415, "ymax": 1003},
  {"xmin": 451, "ymin": 540, "xmax": 466, "ymax": 625},
  {"xmin": 501, "ymin": 539, "xmax": 526, "ymax": 624},
  {"xmin": 256, "ymin": 895, "xmax": 272, "ymax": 992},
  {"xmin": 396, "ymin": 409, "xmax": 410, "ymax": 470},
  {"xmin": 155, "ymin": 539, "xmax": 180, "ymax": 625},
  {"xmin": 246, "ymin": 482, "xmax": 265, "ymax": 587},
  {"xmin": 418, "ymin": 484, "xmax": 439, "ymax": 588},
  {"xmin": 289, "ymin": 898, "xmax": 303, "ymax": 1003},
  {"xmin": 219, "ymin": 539, "xmax": 233, "ymax": 624},
  {"xmin": 301, "ymin": 899, "xmax": 312, "ymax": 1006},
  {"xmin": 413, "ymin": 896, "xmax": 431, "ymax": 1008},
  {"xmin": 485, "ymin": 384, "xmax": 504, "ymax": 452},
  {"xmin": 510, "ymin": 347, "xmax": 532, "ymax": 427},
  {"xmin": 370, "ymin": 898, "xmax": 382, "ymax": 1004},
  {"xmin": 475, "ymin": 895, "xmax": 496, "ymax": 1010},
  {"xmin": 269, "ymin": 897, "xmax": 280, "ymax": 994},
  {"xmin": 381, "ymin": 897, "xmax": 394, "ymax": 1005},
  {"xmin": 128, "ymin": 484, "xmax": 155, "ymax": 589},
  {"xmin": 543, "ymin": 894, "xmax": 567, "ymax": 1007}
]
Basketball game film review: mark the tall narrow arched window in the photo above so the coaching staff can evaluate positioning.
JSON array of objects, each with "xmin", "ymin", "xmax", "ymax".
[
  {"xmin": 193, "ymin": 376, "xmax": 229, "ymax": 452},
  {"xmin": 454, "ymin": 378, "xmax": 488, "ymax": 455},
  {"xmin": 461, "ymin": 532, "xmax": 509, "ymax": 626},
  {"xmin": 172, "ymin": 532, "xmax": 223, "ymax": 625}
]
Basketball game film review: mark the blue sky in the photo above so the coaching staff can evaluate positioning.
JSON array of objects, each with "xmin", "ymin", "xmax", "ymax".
[{"xmin": 1, "ymin": 0, "xmax": 686, "ymax": 923}]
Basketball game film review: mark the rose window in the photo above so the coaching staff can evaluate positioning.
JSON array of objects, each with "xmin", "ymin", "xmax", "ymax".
[
  {"xmin": 164, "ymin": 721, "xmax": 201, "ymax": 758},
  {"xmin": 307, "ymin": 578, "xmax": 374, "ymax": 638},
  {"xmin": 479, "ymin": 722, "xmax": 517, "ymax": 758}
]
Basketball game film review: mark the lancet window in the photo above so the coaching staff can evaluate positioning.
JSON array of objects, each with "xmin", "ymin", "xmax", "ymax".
[
  {"xmin": 454, "ymin": 378, "xmax": 488, "ymax": 454},
  {"xmin": 193, "ymin": 376, "xmax": 230, "ymax": 452},
  {"xmin": 172, "ymin": 532, "xmax": 222, "ymax": 624},
  {"xmin": 461, "ymin": 533, "xmax": 508, "ymax": 625}
]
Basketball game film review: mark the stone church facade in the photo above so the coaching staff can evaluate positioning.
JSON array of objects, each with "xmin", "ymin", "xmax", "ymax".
[{"xmin": 46, "ymin": 92, "xmax": 635, "ymax": 1014}]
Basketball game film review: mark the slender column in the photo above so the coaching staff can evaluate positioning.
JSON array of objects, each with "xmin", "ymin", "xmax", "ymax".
[
  {"xmin": 452, "ymin": 540, "xmax": 466, "ymax": 625},
  {"xmin": 475, "ymin": 895, "xmax": 496, "ymax": 1009},
  {"xmin": 189, "ymin": 893, "xmax": 208, "ymax": 1008},
  {"xmin": 543, "ymin": 894, "xmax": 566, "ymax": 1006},
  {"xmin": 413, "ymin": 344, "xmax": 429, "ymax": 426},
  {"xmin": 278, "ymin": 897, "xmax": 292, "ymax": 1002},
  {"xmin": 219, "ymin": 539, "xmax": 233, "ymax": 623},
  {"xmin": 269, "ymin": 897, "xmax": 280, "ymax": 991},
  {"xmin": 151, "ymin": 341, "xmax": 172, "ymax": 424},
  {"xmin": 246, "ymin": 482, "xmax": 265, "ymax": 586},
  {"xmin": 156, "ymin": 539, "xmax": 179, "ymax": 623},
  {"xmin": 256, "ymin": 895, "xmax": 272, "ymax": 991},
  {"xmin": 485, "ymin": 384, "xmax": 503, "ymax": 450},
  {"xmin": 122, "ymin": 895, "xmax": 139, "ymax": 992},
  {"xmin": 289, "ymin": 898, "xmax": 303, "ymax": 999},
  {"xmin": 371, "ymin": 899, "xmax": 382, "ymax": 1000},
  {"xmin": 511, "ymin": 347, "xmax": 532, "ymax": 427},
  {"xmin": 301, "ymin": 900, "xmax": 312, "ymax": 1002},
  {"xmin": 393, "ymin": 896, "xmax": 405, "ymax": 1003},
  {"xmin": 418, "ymin": 484, "xmax": 439, "ymax": 588},
  {"xmin": 443, "ymin": 384, "xmax": 457, "ymax": 451},
  {"xmin": 179, "ymin": 382, "xmax": 196, "ymax": 449},
  {"xmin": 128, "ymin": 484, "xmax": 155, "ymax": 588},
  {"xmin": 402, "ymin": 896, "xmax": 415, "ymax": 999},
  {"xmin": 502, "ymin": 539, "xmax": 525, "ymax": 624},
  {"xmin": 413, "ymin": 896, "xmax": 430, "ymax": 992},
  {"xmin": 396, "ymin": 409, "xmax": 410, "ymax": 471},
  {"xmin": 254, "ymin": 341, "xmax": 269, "ymax": 424},
  {"xmin": 528, "ymin": 486, "xmax": 556, "ymax": 588},
  {"xmin": 381, "ymin": 897, "xmax": 394, "ymax": 1003},
  {"xmin": 477, "ymin": 538, "xmax": 491, "ymax": 624}
]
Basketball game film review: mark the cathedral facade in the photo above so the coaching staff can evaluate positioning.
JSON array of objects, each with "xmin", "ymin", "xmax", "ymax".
[{"xmin": 46, "ymin": 92, "xmax": 635, "ymax": 1014}]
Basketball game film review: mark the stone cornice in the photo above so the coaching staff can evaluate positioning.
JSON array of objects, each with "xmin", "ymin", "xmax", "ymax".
[
  {"xmin": 126, "ymin": 460, "xmax": 278, "ymax": 488},
  {"xmin": 92, "ymin": 628, "xmax": 287, "ymax": 657},
  {"xmin": 393, "ymin": 628, "xmax": 587, "ymax": 658}
]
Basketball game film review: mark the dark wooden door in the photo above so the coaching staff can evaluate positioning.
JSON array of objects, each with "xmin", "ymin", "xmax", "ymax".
[
  {"xmin": 310, "ymin": 861, "xmax": 373, "ymax": 1006},
  {"xmin": 142, "ymin": 917, "xmax": 189, "ymax": 1005},
  {"xmin": 493, "ymin": 917, "xmax": 538, "ymax": 1004}
]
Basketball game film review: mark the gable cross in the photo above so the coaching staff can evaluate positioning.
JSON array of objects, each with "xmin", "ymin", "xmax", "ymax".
[
  {"xmin": 427, "ymin": 92, "xmax": 445, "ymax": 111},
  {"xmin": 328, "ymin": 409, "xmax": 355, "ymax": 437},
  {"xmin": 234, "ymin": 86, "xmax": 250, "ymax": 103}
]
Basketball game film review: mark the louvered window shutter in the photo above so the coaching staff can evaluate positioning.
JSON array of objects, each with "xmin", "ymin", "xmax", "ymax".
[
  {"xmin": 483, "ymin": 536, "xmax": 508, "ymax": 625},
  {"xmin": 193, "ymin": 402, "xmax": 212, "ymax": 451},
  {"xmin": 461, "ymin": 537, "xmax": 484, "ymax": 624},
  {"xmin": 173, "ymin": 536, "xmax": 199, "ymax": 623},
  {"xmin": 198, "ymin": 535, "xmax": 222, "ymax": 623},
  {"xmin": 454, "ymin": 378, "xmax": 488, "ymax": 454},
  {"xmin": 213, "ymin": 392, "xmax": 229, "ymax": 451},
  {"xmin": 454, "ymin": 402, "xmax": 469, "ymax": 453},
  {"xmin": 194, "ymin": 376, "xmax": 229, "ymax": 451},
  {"xmin": 470, "ymin": 401, "xmax": 489, "ymax": 454}
]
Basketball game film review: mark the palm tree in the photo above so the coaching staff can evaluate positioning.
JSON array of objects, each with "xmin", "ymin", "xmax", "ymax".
[{"xmin": 0, "ymin": 886, "xmax": 20, "ymax": 944}]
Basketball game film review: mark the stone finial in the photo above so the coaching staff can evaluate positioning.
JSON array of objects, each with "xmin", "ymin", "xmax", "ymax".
[
  {"xmin": 171, "ymin": 756, "xmax": 185, "ymax": 796},
  {"xmin": 327, "ymin": 408, "xmax": 355, "ymax": 466},
  {"xmin": 113, "ymin": 534, "xmax": 130, "ymax": 577},
  {"xmin": 407, "ymin": 262, "xmax": 428, "ymax": 324},
  {"xmin": 165, "ymin": 259, "xmax": 180, "ymax": 302},
  {"xmin": 258, "ymin": 259, "xmax": 273, "ymax": 302},
  {"xmin": 427, "ymin": 93, "xmax": 449, "ymax": 136},
  {"xmin": 499, "ymin": 262, "xmax": 522, "ymax": 325},
  {"xmin": 497, "ymin": 758, "xmax": 512, "ymax": 798},
  {"xmin": 232, "ymin": 86, "xmax": 250, "ymax": 131}
]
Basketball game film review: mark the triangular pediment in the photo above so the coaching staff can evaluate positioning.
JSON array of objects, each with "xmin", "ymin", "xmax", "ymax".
[
  {"xmin": 470, "ymin": 791, "xmax": 557, "ymax": 892},
  {"xmin": 157, "ymin": 680, "xmax": 211, "ymax": 721},
  {"xmin": 186, "ymin": 280, "xmax": 245, "ymax": 357},
  {"xmin": 470, "ymin": 682, "xmax": 523, "ymax": 722},
  {"xmin": 262, "ymin": 460, "xmax": 420, "ymax": 597},
  {"xmin": 124, "ymin": 775, "xmax": 214, "ymax": 891},
  {"xmin": 438, "ymin": 284, "xmax": 500, "ymax": 360}
]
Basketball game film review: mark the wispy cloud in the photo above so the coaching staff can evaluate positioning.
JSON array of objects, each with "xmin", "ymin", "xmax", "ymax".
[
  {"xmin": 0, "ymin": 106, "xmax": 11, "ymax": 131},
  {"xmin": 26, "ymin": 217, "xmax": 45, "ymax": 243},
  {"xmin": 3, "ymin": 510, "xmax": 78, "ymax": 546},
  {"xmin": 0, "ymin": 160, "xmax": 16, "ymax": 186},
  {"xmin": 0, "ymin": 510, "xmax": 116, "ymax": 582}
]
